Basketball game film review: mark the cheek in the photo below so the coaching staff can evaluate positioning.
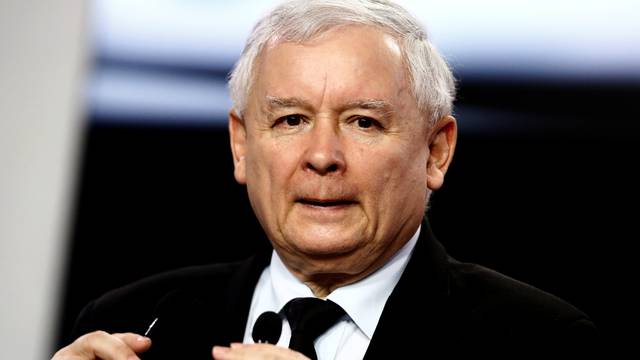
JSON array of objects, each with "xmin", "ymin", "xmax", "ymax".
[
  {"xmin": 367, "ymin": 139, "xmax": 424, "ymax": 177},
  {"xmin": 360, "ymin": 141, "xmax": 428, "ymax": 204},
  {"xmin": 246, "ymin": 138, "xmax": 299, "ymax": 198}
]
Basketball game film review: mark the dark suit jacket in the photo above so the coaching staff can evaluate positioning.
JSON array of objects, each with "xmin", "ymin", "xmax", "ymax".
[{"xmin": 69, "ymin": 221, "xmax": 597, "ymax": 358}]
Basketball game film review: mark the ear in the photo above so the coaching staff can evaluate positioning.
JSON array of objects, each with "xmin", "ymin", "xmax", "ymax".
[
  {"xmin": 426, "ymin": 115, "xmax": 457, "ymax": 191},
  {"xmin": 229, "ymin": 110, "xmax": 247, "ymax": 184}
]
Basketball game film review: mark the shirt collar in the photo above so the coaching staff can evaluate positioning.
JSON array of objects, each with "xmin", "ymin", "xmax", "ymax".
[{"xmin": 269, "ymin": 226, "xmax": 421, "ymax": 339}]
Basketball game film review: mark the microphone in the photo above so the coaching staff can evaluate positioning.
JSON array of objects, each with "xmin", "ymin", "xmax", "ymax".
[{"xmin": 252, "ymin": 311, "xmax": 282, "ymax": 344}]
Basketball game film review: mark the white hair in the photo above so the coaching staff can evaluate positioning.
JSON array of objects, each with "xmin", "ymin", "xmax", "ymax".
[{"xmin": 228, "ymin": 0, "xmax": 456, "ymax": 125}]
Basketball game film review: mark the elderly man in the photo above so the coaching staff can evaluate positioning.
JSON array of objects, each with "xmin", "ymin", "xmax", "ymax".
[{"xmin": 53, "ymin": 1, "xmax": 596, "ymax": 359}]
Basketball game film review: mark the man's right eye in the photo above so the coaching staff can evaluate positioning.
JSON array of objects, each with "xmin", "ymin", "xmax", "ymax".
[{"xmin": 277, "ymin": 114, "xmax": 303, "ymax": 127}]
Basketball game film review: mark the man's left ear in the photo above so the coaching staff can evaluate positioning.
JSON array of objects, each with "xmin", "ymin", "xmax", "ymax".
[{"xmin": 426, "ymin": 115, "xmax": 457, "ymax": 191}]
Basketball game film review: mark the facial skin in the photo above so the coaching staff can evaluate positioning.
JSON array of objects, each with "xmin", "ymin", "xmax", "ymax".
[{"xmin": 229, "ymin": 25, "xmax": 456, "ymax": 297}]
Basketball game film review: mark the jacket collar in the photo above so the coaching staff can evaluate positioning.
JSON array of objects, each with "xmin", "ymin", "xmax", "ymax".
[
  {"xmin": 222, "ymin": 248, "xmax": 272, "ymax": 343},
  {"xmin": 363, "ymin": 218, "xmax": 452, "ymax": 359}
]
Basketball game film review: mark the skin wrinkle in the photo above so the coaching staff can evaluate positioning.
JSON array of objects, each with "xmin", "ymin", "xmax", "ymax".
[{"xmin": 320, "ymin": 72, "xmax": 328, "ymax": 113}]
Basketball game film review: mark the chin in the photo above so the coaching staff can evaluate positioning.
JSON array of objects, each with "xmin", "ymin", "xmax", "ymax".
[{"xmin": 286, "ymin": 226, "xmax": 364, "ymax": 257}]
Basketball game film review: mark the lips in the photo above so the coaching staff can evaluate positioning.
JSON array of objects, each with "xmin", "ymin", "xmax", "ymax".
[{"xmin": 296, "ymin": 198, "xmax": 357, "ymax": 207}]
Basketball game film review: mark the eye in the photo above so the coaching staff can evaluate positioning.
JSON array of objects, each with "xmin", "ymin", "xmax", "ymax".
[
  {"xmin": 275, "ymin": 114, "xmax": 304, "ymax": 127},
  {"xmin": 286, "ymin": 114, "xmax": 302, "ymax": 126},
  {"xmin": 357, "ymin": 117, "xmax": 374, "ymax": 129}
]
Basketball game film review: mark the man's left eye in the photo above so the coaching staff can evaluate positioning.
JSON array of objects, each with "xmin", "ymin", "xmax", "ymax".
[
  {"xmin": 356, "ymin": 117, "xmax": 375, "ymax": 129},
  {"xmin": 284, "ymin": 114, "xmax": 302, "ymax": 126}
]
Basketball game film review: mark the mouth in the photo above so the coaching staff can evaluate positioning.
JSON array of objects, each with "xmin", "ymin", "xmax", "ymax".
[{"xmin": 296, "ymin": 198, "xmax": 357, "ymax": 208}]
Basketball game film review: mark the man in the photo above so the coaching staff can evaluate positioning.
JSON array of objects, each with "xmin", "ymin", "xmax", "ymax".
[{"xmin": 53, "ymin": 1, "xmax": 597, "ymax": 359}]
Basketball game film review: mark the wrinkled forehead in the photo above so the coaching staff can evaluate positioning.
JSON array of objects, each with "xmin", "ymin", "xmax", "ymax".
[
  {"xmin": 251, "ymin": 25, "xmax": 410, "ymax": 101},
  {"xmin": 248, "ymin": 24, "xmax": 411, "ymax": 92}
]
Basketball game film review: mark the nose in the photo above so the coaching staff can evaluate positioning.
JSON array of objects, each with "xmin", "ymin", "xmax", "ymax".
[{"xmin": 303, "ymin": 121, "xmax": 346, "ymax": 175}]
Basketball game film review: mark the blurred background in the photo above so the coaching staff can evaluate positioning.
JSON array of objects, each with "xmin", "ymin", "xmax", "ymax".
[{"xmin": 1, "ymin": 1, "xmax": 638, "ymax": 358}]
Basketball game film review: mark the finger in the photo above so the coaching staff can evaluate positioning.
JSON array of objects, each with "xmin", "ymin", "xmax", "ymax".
[
  {"xmin": 212, "ymin": 346, "xmax": 230, "ymax": 359},
  {"xmin": 52, "ymin": 331, "xmax": 141, "ymax": 360},
  {"xmin": 113, "ymin": 333, "xmax": 152, "ymax": 353},
  {"xmin": 80, "ymin": 331, "xmax": 141, "ymax": 360}
]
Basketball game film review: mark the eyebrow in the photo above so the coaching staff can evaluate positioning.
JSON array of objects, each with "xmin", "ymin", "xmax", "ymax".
[
  {"xmin": 341, "ymin": 99, "xmax": 392, "ymax": 112},
  {"xmin": 266, "ymin": 96, "xmax": 313, "ymax": 110},
  {"xmin": 266, "ymin": 96, "xmax": 393, "ymax": 116}
]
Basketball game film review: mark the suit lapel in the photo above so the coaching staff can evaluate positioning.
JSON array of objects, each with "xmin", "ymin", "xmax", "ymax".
[
  {"xmin": 221, "ymin": 248, "xmax": 272, "ymax": 344},
  {"xmin": 363, "ymin": 220, "xmax": 452, "ymax": 359}
]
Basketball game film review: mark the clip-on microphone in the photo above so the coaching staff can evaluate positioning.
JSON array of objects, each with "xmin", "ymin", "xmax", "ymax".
[{"xmin": 252, "ymin": 311, "xmax": 283, "ymax": 344}]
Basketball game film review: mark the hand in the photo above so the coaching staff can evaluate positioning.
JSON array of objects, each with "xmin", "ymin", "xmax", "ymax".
[
  {"xmin": 51, "ymin": 331, "xmax": 152, "ymax": 360},
  {"xmin": 212, "ymin": 343, "xmax": 310, "ymax": 360}
]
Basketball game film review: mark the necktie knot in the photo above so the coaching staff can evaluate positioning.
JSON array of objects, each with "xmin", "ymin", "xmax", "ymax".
[{"xmin": 283, "ymin": 297, "xmax": 346, "ymax": 360}]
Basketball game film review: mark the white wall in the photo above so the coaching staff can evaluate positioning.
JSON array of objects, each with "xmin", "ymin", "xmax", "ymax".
[{"xmin": 0, "ymin": 1, "xmax": 85, "ymax": 359}]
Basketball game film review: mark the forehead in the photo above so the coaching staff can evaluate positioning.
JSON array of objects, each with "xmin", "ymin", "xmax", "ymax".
[{"xmin": 251, "ymin": 25, "xmax": 411, "ymax": 108}]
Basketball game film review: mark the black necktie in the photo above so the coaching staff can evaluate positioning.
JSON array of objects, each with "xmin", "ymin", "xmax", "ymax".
[{"xmin": 283, "ymin": 297, "xmax": 346, "ymax": 360}]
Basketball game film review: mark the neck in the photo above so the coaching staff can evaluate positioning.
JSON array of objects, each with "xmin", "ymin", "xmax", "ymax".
[
  {"xmin": 302, "ymin": 274, "xmax": 353, "ymax": 298},
  {"xmin": 281, "ymin": 237, "xmax": 411, "ymax": 298}
]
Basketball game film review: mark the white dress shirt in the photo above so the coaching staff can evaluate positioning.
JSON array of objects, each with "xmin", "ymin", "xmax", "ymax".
[{"xmin": 242, "ymin": 227, "xmax": 420, "ymax": 360}]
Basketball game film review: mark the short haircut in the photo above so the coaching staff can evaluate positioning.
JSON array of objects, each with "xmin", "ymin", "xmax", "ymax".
[{"xmin": 228, "ymin": 0, "xmax": 456, "ymax": 125}]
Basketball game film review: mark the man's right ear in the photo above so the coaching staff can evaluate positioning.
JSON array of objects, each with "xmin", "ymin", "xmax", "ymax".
[{"xmin": 228, "ymin": 110, "xmax": 247, "ymax": 185}]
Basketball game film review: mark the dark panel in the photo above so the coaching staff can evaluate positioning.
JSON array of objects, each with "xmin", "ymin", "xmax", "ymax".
[{"xmin": 430, "ymin": 135, "xmax": 637, "ymax": 346}]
